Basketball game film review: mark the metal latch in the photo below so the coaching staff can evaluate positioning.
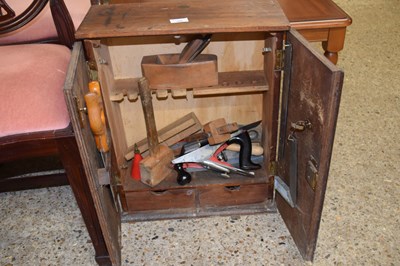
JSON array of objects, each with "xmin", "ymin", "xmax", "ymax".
[{"xmin": 290, "ymin": 120, "xmax": 312, "ymax": 132}]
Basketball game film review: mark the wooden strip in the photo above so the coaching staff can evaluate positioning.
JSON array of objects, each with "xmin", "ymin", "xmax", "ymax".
[
  {"xmin": 124, "ymin": 112, "xmax": 202, "ymax": 160},
  {"xmin": 193, "ymin": 70, "xmax": 268, "ymax": 96},
  {"xmin": 171, "ymin": 89, "xmax": 187, "ymax": 98},
  {"xmin": 110, "ymin": 93, "xmax": 124, "ymax": 102},
  {"xmin": 193, "ymin": 86, "xmax": 267, "ymax": 96},
  {"xmin": 109, "ymin": 77, "xmax": 139, "ymax": 102},
  {"xmin": 155, "ymin": 89, "xmax": 168, "ymax": 99}
]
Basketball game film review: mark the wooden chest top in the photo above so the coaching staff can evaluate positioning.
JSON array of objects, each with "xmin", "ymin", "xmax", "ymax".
[{"xmin": 75, "ymin": 0, "xmax": 290, "ymax": 39}]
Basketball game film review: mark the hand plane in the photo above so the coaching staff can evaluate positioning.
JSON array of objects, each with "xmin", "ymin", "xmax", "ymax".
[{"xmin": 172, "ymin": 121, "xmax": 262, "ymax": 185}]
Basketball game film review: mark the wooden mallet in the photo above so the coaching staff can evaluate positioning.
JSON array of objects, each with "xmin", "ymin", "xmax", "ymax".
[{"xmin": 138, "ymin": 77, "xmax": 174, "ymax": 187}]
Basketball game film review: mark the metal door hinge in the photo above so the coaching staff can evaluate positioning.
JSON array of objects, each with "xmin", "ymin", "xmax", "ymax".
[
  {"xmin": 262, "ymin": 47, "xmax": 284, "ymax": 71},
  {"xmin": 269, "ymin": 161, "xmax": 277, "ymax": 176},
  {"xmin": 86, "ymin": 61, "xmax": 98, "ymax": 81},
  {"xmin": 275, "ymin": 49, "xmax": 284, "ymax": 71},
  {"xmin": 74, "ymin": 96, "xmax": 86, "ymax": 128}
]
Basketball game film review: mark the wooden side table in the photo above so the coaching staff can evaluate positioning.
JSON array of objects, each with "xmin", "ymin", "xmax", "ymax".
[{"xmin": 277, "ymin": 0, "xmax": 352, "ymax": 64}]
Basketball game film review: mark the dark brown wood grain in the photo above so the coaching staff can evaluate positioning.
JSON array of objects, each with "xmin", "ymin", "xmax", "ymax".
[
  {"xmin": 276, "ymin": 29, "xmax": 343, "ymax": 261},
  {"xmin": 0, "ymin": 130, "xmax": 63, "ymax": 163},
  {"xmin": 56, "ymin": 131, "xmax": 111, "ymax": 266},
  {"xmin": 50, "ymin": 0, "xmax": 76, "ymax": 48},
  {"xmin": 75, "ymin": 0, "xmax": 290, "ymax": 39},
  {"xmin": 0, "ymin": 128, "xmax": 71, "ymax": 192}
]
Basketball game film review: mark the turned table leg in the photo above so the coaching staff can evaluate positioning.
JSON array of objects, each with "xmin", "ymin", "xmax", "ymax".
[{"xmin": 322, "ymin": 27, "xmax": 347, "ymax": 65}]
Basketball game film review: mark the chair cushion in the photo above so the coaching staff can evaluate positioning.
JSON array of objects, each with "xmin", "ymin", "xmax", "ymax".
[
  {"xmin": 0, "ymin": 0, "xmax": 90, "ymax": 45},
  {"xmin": 0, "ymin": 44, "xmax": 71, "ymax": 137}
]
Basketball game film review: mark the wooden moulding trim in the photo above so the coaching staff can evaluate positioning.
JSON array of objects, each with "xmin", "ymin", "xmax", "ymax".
[
  {"xmin": 289, "ymin": 18, "xmax": 352, "ymax": 30},
  {"xmin": 0, "ymin": 123, "xmax": 74, "ymax": 145},
  {"xmin": 0, "ymin": 124, "xmax": 75, "ymax": 163}
]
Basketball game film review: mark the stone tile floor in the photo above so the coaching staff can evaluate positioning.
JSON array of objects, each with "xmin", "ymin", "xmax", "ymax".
[{"xmin": 1, "ymin": 0, "xmax": 399, "ymax": 265}]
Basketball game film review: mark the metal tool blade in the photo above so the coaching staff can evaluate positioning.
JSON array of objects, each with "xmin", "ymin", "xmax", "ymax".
[
  {"xmin": 239, "ymin": 120, "xmax": 262, "ymax": 131},
  {"xmin": 202, "ymin": 160, "xmax": 255, "ymax": 177},
  {"xmin": 172, "ymin": 144, "xmax": 219, "ymax": 164},
  {"xmin": 187, "ymin": 34, "xmax": 212, "ymax": 62}
]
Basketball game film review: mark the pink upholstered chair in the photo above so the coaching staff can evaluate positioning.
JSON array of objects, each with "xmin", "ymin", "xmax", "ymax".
[
  {"xmin": 0, "ymin": 0, "xmax": 90, "ymax": 191},
  {"xmin": 0, "ymin": 1, "xmax": 113, "ymax": 264}
]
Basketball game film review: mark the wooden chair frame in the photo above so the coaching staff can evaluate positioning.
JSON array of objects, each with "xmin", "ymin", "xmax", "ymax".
[{"xmin": 0, "ymin": 0, "xmax": 111, "ymax": 264}]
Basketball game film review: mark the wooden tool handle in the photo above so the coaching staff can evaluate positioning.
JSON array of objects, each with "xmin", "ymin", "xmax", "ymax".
[
  {"xmin": 138, "ymin": 77, "xmax": 159, "ymax": 155},
  {"xmin": 226, "ymin": 143, "xmax": 264, "ymax": 156},
  {"xmin": 84, "ymin": 92, "xmax": 109, "ymax": 152},
  {"xmin": 178, "ymin": 38, "xmax": 204, "ymax": 64},
  {"xmin": 217, "ymin": 122, "xmax": 239, "ymax": 134},
  {"xmin": 88, "ymin": 81, "xmax": 102, "ymax": 96}
]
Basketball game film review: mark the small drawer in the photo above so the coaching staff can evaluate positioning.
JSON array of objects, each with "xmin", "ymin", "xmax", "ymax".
[
  {"xmin": 125, "ymin": 189, "xmax": 196, "ymax": 212},
  {"xmin": 199, "ymin": 183, "xmax": 270, "ymax": 208}
]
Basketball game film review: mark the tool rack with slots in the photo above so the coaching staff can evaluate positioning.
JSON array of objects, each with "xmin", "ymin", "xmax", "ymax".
[{"xmin": 64, "ymin": 0, "xmax": 344, "ymax": 265}]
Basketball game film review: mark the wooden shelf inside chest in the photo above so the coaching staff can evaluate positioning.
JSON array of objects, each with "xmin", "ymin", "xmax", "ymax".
[{"xmin": 110, "ymin": 70, "xmax": 268, "ymax": 101}]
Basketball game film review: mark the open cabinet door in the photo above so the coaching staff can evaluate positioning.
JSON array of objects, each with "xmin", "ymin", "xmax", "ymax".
[
  {"xmin": 64, "ymin": 42, "xmax": 121, "ymax": 265},
  {"xmin": 276, "ymin": 30, "xmax": 343, "ymax": 261}
]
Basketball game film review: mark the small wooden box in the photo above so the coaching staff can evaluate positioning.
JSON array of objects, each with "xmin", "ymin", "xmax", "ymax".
[{"xmin": 141, "ymin": 54, "xmax": 218, "ymax": 90}]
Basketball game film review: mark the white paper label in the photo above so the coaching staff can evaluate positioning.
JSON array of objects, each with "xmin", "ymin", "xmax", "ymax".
[{"xmin": 169, "ymin": 17, "xmax": 189, "ymax": 24}]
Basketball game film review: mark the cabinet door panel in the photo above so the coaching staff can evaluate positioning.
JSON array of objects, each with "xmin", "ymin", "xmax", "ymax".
[
  {"xmin": 64, "ymin": 42, "xmax": 121, "ymax": 265},
  {"xmin": 277, "ymin": 29, "xmax": 343, "ymax": 261}
]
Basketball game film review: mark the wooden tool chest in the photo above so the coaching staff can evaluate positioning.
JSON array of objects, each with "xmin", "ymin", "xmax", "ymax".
[{"xmin": 63, "ymin": 0, "xmax": 343, "ymax": 265}]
